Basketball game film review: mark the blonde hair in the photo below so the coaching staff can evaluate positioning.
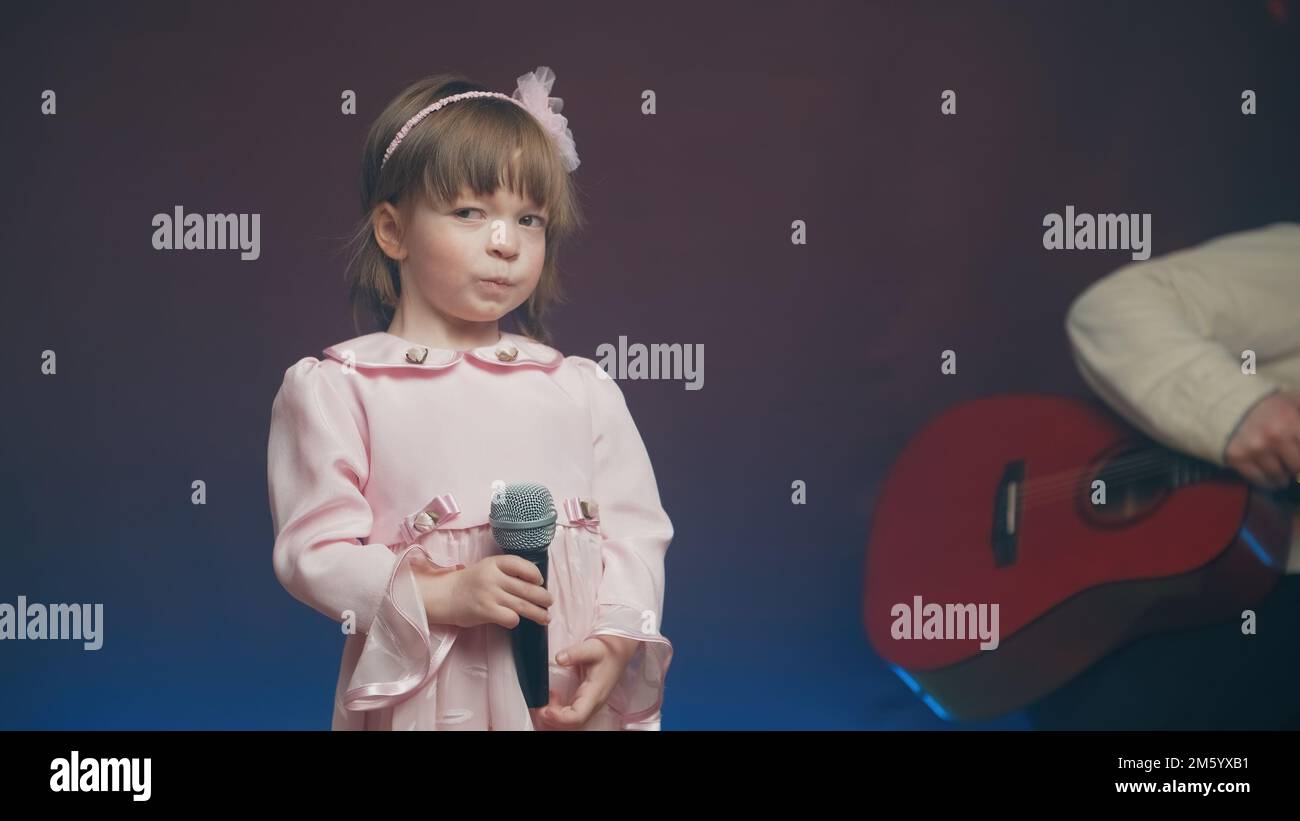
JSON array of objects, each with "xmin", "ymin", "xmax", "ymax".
[{"xmin": 342, "ymin": 73, "xmax": 586, "ymax": 345}]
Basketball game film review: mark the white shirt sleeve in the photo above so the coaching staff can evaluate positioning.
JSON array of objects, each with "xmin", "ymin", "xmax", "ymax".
[{"xmin": 1065, "ymin": 222, "xmax": 1300, "ymax": 467}]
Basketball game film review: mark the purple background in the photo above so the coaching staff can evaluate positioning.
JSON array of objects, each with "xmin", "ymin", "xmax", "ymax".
[{"xmin": 1, "ymin": 0, "xmax": 1297, "ymax": 728}]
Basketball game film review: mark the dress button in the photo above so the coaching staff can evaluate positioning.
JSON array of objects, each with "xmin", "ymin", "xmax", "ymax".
[
  {"xmin": 495, "ymin": 345, "xmax": 519, "ymax": 362},
  {"xmin": 412, "ymin": 511, "xmax": 436, "ymax": 532},
  {"xmin": 405, "ymin": 346, "xmax": 428, "ymax": 364}
]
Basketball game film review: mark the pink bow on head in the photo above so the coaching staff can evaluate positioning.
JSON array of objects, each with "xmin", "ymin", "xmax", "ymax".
[
  {"xmin": 381, "ymin": 66, "xmax": 581, "ymax": 173},
  {"xmin": 511, "ymin": 66, "xmax": 580, "ymax": 173}
]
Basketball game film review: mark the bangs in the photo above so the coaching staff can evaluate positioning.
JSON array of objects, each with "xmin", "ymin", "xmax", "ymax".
[{"xmin": 397, "ymin": 98, "xmax": 578, "ymax": 238}]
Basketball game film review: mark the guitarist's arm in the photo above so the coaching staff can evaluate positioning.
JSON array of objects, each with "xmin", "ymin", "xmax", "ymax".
[
  {"xmin": 1223, "ymin": 392, "xmax": 1300, "ymax": 491},
  {"xmin": 1064, "ymin": 222, "xmax": 1300, "ymax": 487}
]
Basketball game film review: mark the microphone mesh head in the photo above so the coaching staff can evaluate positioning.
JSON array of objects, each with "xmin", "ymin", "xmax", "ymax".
[{"xmin": 489, "ymin": 482, "xmax": 557, "ymax": 554}]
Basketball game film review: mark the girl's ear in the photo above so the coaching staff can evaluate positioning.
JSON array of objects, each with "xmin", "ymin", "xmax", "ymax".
[{"xmin": 372, "ymin": 202, "xmax": 407, "ymax": 262}]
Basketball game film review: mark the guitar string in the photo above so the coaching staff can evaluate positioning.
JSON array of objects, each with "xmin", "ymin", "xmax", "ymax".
[
  {"xmin": 1019, "ymin": 462, "xmax": 1214, "ymax": 502},
  {"xmin": 1017, "ymin": 455, "xmax": 1297, "ymax": 504},
  {"xmin": 1015, "ymin": 452, "xmax": 1223, "ymax": 504}
]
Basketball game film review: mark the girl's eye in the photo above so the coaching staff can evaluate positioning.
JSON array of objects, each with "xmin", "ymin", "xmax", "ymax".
[{"xmin": 453, "ymin": 208, "xmax": 544, "ymax": 228}]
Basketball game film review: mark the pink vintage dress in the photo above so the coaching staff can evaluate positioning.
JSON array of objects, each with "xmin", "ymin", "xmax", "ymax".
[{"xmin": 266, "ymin": 330, "xmax": 674, "ymax": 730}]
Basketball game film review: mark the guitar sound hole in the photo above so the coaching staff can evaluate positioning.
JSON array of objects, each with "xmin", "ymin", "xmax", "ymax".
[{"xmin": 1082, "ymin": 448, "xmax": 1171, "ymax": 526}]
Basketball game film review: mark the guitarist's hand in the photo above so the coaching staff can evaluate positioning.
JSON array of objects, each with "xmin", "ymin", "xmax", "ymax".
[{"xmin": 1224, "ymin": 390, "xmax": 1300, "ymax": 490}]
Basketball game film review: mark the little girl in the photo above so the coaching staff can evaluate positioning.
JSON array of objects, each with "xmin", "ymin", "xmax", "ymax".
[{"xmin": 267, "ymin": 66, "xmax": 674, "ymax": 731}]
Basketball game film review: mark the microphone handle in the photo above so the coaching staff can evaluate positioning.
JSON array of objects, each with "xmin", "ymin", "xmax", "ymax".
[{"xmin": 510, "ymin": 551, "xmax": 550, "ymax": 708}]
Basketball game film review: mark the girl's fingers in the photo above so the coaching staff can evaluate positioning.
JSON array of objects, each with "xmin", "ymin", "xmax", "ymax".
[
  {"xmin": 544, "ymin": 707, "xmax": 583, "ymax": 728},
  {"xmin": 496, "ymin": 555, "xmax": 545, "ymax": 586},
  {"xmin": 551, "ymin": 680, "xmax": 605, "ymax": 722},
  {"xmin": 537, "ymin": 697, "xmax": 567, "ymax": 729},
  {"xmin": 493, "ymin": 604, "xmax": 522, "ymax": 630},
  {"xmin": 557, "ymin": 638, "xmax": 606, "ymax": 667},
  {"xmin": 541, "ymin": 655, "xmax": 620, "ymax": 729},
  {"xmin": 500, "ymin": 592, "xmax": 549, "ymax": 627},
  {"xmin": 564, "ymin": 680, "xmax": 601, "ymax": 725},
  {"xmin": 502, "ymin": 574, "xmax": 554, "ymax": 610}
]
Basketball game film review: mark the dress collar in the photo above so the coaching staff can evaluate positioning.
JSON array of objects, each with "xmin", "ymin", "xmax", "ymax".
[{"xmin": 322, "ymin": 330, "xmax": 564, "ymax": 372}]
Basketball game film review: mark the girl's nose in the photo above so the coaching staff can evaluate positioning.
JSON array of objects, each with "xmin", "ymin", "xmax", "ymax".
[{"xmin": 488, "ymin": 220, "xmax": 519, "ymax": 258}]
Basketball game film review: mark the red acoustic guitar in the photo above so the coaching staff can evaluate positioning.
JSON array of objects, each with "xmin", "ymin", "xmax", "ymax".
[{"xmin": 864, "ymin": 395, "xmax": 1300, "ymax": 722}]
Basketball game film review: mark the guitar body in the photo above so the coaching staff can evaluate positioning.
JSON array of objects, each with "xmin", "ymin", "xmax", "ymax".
[{"xmin": 864, "ymin": 395, "xmax": 1295, "ymax": 721}]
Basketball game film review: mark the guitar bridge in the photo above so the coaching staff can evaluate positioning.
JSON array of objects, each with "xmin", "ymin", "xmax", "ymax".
[{"xmin": 991, "ymin": 460, "xmax": 1024, "ymax": 567}]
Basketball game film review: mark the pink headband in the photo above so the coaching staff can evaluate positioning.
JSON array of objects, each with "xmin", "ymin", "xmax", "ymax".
[{"xmin": 380, "ymin": 66, "xmax": 580, "ymax": 173}]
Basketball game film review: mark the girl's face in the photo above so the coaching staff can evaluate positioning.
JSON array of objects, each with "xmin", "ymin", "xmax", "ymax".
[{"xmin": 384, "ymin": 184, "xmax": 549, "ymax": 326}]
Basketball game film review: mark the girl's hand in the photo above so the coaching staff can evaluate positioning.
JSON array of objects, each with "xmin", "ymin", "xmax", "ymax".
[
  {"xmin": 536, "ymin": 635, "xmax": 641, "ymax": 730},
  {"xmin": 419, "ymin": 555, "xmax": 553, "ymax": 630}
]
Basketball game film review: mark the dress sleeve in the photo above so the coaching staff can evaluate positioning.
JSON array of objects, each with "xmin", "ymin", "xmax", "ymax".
[
  {"xmin": 268, "ymin": 357, "xmax": 461, "ymax": 711},
  {"xmin": 1064, "ymin": 222, "xmax": 1300, "ymax": 467},
  {"xmin": 268, "ymin": 357, "xmax": 400, "ymax": 631},
  {"xmin": 575, "ymin": 358, "xmax": 675, "ymax": 725}
]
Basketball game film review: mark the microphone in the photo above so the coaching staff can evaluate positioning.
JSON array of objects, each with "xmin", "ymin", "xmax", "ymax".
[{"xmin": 488, "ymin": 481, "xmax": 557, "ymax": 708}]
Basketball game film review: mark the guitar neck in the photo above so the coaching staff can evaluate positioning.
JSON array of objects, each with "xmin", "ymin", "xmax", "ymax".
[{"xmin": 1165, "ymin": 450, "xmax": 1300, "ymax": 504}]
